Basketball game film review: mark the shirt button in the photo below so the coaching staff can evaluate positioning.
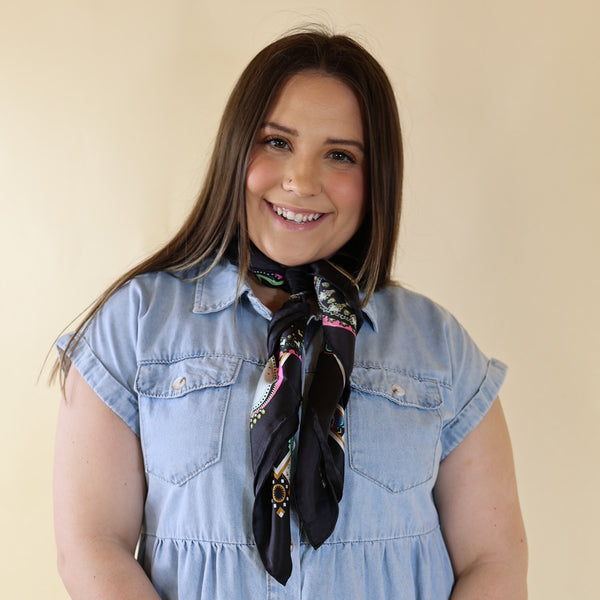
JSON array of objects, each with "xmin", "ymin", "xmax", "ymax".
[
  {"xmin": 391, "ymin": 383, "xmax": 405, "ymax": 396},
  {"xmin": 172, "ymin": 376, "xmax": 186, "ymax": 390},
  {"xmin": 290, "ymin": 543, "xmax": 294, "ymax": 551}
]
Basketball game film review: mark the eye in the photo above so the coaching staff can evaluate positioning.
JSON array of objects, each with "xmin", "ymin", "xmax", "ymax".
[
  {"xmin": 328, "ymin": 150, "xmax": 356, "ymax": 164},
  {"xmin": 263, "ymin": 136, "xmax": 290, "ymax": 150}
]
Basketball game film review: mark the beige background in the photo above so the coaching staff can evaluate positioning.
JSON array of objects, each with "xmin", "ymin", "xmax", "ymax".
[{"xmin": 1, "ymin": 1, "xmax": 598, "ymax": 597}]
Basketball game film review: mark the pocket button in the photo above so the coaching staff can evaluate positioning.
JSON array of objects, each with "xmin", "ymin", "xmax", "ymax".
[
  {"xmin": 391, "ymin": 383, "xmax": 405, "ymax": 397},
  {"xmin": 172, "ymin": 376, "xmax": 186, "ymax": 391}
]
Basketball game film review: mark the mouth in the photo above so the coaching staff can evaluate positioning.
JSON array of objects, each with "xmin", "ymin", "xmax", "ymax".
[{"xmin": 269, "ymin": 202, "xmax": 324, "ymax": 223}]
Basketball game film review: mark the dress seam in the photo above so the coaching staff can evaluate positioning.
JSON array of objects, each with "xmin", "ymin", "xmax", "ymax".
[
  {"xmin": 141, "ymin": 533, "xmax": 256, "ymax": 546},
  {"xmin": 141, "ymin": 525, "xmax": 441, "ymax": 546},
  {"xmin": 310, "ymin": 524, "xmax": 442, "ymax": 546}
]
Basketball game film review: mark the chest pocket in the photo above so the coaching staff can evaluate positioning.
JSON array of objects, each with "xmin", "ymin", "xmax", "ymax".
[
  {"xmin": 347, "ymin": 367, "xmax": 443, "ymax": 493},
  {"xmin": 135, "ymin": 355, "xmax": 241, "ymax": 485}
]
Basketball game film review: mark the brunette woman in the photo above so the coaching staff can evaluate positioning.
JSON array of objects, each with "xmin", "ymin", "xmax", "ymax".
[{"xmin": 54, "ymin": 29, "xmax": 527, "ymax": 599}]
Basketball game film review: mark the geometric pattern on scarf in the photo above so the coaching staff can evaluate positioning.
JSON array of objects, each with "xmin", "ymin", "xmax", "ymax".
[{"xmin": 248, "ymin": 248, "xmax": 363, "ymax": 585}]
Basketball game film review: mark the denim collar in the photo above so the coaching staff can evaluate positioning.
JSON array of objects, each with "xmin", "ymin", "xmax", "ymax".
[{"xmin": 193, "ymin": 259, "xmax": 377, "ymax": 331}]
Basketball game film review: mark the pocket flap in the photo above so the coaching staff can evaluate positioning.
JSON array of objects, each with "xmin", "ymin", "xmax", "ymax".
[
  {"xmin": 350, "ymin": 367, "xmax": 442, "ymax": 410},
  {"xmin": 135, "ymin": 355, "xmax": 241, "ymax": 398}
]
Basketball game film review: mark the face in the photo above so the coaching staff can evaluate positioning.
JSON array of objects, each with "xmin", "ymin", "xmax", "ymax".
[{"xmin": 245, "ymin": 71, "xmax": 366, "ymax": 266}]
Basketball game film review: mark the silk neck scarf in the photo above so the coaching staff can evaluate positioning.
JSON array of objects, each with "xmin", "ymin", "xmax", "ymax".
[{"xmin": 248, "ymin": 246, "xmax": 364, "ymax": 585}]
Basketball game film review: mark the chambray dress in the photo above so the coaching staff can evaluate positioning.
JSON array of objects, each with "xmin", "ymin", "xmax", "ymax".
[{"xmin": 57, "ymin": 259, "xmax": 507, "ymax": 599}]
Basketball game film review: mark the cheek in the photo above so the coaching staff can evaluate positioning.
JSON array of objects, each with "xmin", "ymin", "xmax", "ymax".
[
  {"xmin": 246, "ymin": 154, "xmax": 279, "ymax": 197},
  {"xmin": 328, "ymin": 171, "xmax": 366, "ymax": 219}
]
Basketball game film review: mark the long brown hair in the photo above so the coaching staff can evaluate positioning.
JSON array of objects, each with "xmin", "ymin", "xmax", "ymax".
[{"xmin": 54, "ymin": 27, "xmax": 403, "ymax": 383}]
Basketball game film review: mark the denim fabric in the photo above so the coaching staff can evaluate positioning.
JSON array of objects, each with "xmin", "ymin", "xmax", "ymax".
[{"xmin": 57, "ymin": 259, "xmax": 507, "ymax": 600}]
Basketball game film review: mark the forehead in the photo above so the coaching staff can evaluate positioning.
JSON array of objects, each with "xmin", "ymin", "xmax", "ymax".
[{"xmin": 265, "ymin": 71, "xmax": 364, "ymax": 136}]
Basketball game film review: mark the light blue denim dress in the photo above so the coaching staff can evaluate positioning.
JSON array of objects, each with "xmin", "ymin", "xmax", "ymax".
[{"xmin": 57, "ymin": 259, "xmax": 507, "ymax": 599}]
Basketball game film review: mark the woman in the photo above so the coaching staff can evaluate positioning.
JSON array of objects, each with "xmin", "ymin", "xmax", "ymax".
[{"xmin": 54, "ymin": 29, "xmax": 527, "ymax": 599}]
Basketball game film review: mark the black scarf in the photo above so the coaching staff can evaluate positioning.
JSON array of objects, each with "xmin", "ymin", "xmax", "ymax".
[{"xmin": 248, "ymin": 247, "xmax": 363, "ymax": 584}]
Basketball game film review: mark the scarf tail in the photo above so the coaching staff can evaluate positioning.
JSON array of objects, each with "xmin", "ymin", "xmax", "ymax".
[{"xmin": 248, "ymin": 249, "xmax": 363, "ymax": 583}]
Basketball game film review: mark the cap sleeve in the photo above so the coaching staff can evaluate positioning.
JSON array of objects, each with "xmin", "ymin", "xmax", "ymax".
[
  {"xmin": 439, "ymin": 313, "xmax": 507, "ymax": 460},
  {"xmin": 56, "ymin": 281, "xmax": 141, "ymax": 436}
]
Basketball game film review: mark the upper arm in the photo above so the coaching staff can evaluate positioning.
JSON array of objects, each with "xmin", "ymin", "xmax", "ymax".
[
  {"xmin": 434, "ymin": 398, "xmax": 527, "ymax": 584},
  {"xmin": 54, "ymin": 365, "xmax": 146, "ymax": 559}
]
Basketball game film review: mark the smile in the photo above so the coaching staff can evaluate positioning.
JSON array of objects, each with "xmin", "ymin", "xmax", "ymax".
[{"xmin": 270, "ymin": 203, "xmax": 324, "ymax": 223}]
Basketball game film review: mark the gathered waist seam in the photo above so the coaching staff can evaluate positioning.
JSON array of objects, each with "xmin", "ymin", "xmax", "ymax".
[
  {"xmin": 309, "ymin": 524, "xmax": 442, "ymax": 546},
  {"xmin": 141, "ymin": 533, "xmax": 256, "ymax": 546},
  {"xmin": 141, "ymin": 525, "xmax": 441, "ymax": 546}
]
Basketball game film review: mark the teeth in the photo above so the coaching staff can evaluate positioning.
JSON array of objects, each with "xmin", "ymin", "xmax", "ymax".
[{"xmin": 272, "ymin": 204, "xmax": 323, "ymax": 223}]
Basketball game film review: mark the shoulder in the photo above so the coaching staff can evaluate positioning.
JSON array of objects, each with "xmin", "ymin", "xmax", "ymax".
[
  {"xmin": 359, "ymin": 284, "xmax": 494, "ymax": 385},
  {"xmin": 97, "ymin": 266, "xmax": 210, "ymax": 323},
  {"xmin": 366, "ymin": 283, "xmax": 462, "ymax": 342},
  {"xmin": 80, "ymin": 270, "xmax": 199, "ymax": 356},
  {"xmin": 84, "ymin": 260, "xmax": 248, "ymax": 362},
  {"xmin": 110, "ymin": 269, "xmax": 194, "ymax": 304}
]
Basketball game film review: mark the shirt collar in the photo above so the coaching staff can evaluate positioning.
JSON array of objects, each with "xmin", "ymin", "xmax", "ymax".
[
  {"xmin": 193, "ymin": 259, "xmax": 243, "ymax": 314},
  {"xmin": 193, "ymin": 259, "xmax": 378, "ymax": 331}
]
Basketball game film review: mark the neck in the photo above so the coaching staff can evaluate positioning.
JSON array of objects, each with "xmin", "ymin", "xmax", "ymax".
[{"xmin": 247, "ymin": 274, "xmax": 290, "ymax": 313}]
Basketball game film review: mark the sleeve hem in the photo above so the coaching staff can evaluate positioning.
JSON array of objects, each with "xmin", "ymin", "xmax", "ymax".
[
  {"xmin": 56, "ymin": 334, "xmax": 140, "ymax": 437},
  {"xmin": 440, "ymin": 358, "xmax": 507, "ymax": 460}
]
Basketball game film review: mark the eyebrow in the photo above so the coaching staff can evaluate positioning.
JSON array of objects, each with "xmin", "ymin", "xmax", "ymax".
[{"xmin": 262, "ymin": 121, "xmax": 365, "ymax": 154}]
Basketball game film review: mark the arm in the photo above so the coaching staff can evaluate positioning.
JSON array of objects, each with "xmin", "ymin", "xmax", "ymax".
[
  {"xmin": 434, "ymin": 398, "xmax": 528, "ymax": 599},
  {"xmin": 54, "ymin": 366, "xmax": 161, "ymax": 600}
]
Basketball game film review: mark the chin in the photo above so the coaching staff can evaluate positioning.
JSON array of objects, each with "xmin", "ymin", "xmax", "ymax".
[
  {"xmin": 274, "ymin": 255, "xmax": 314, "ymax": 267},
  {"xmin": 263, "ymin": 248, "xmax": 320, "ymax": 267}
]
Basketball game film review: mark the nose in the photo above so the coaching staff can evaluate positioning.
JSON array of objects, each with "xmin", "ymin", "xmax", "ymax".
[{"xmin": 282, "ymin": 156, "xmax": 322, "ymax": 197}]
